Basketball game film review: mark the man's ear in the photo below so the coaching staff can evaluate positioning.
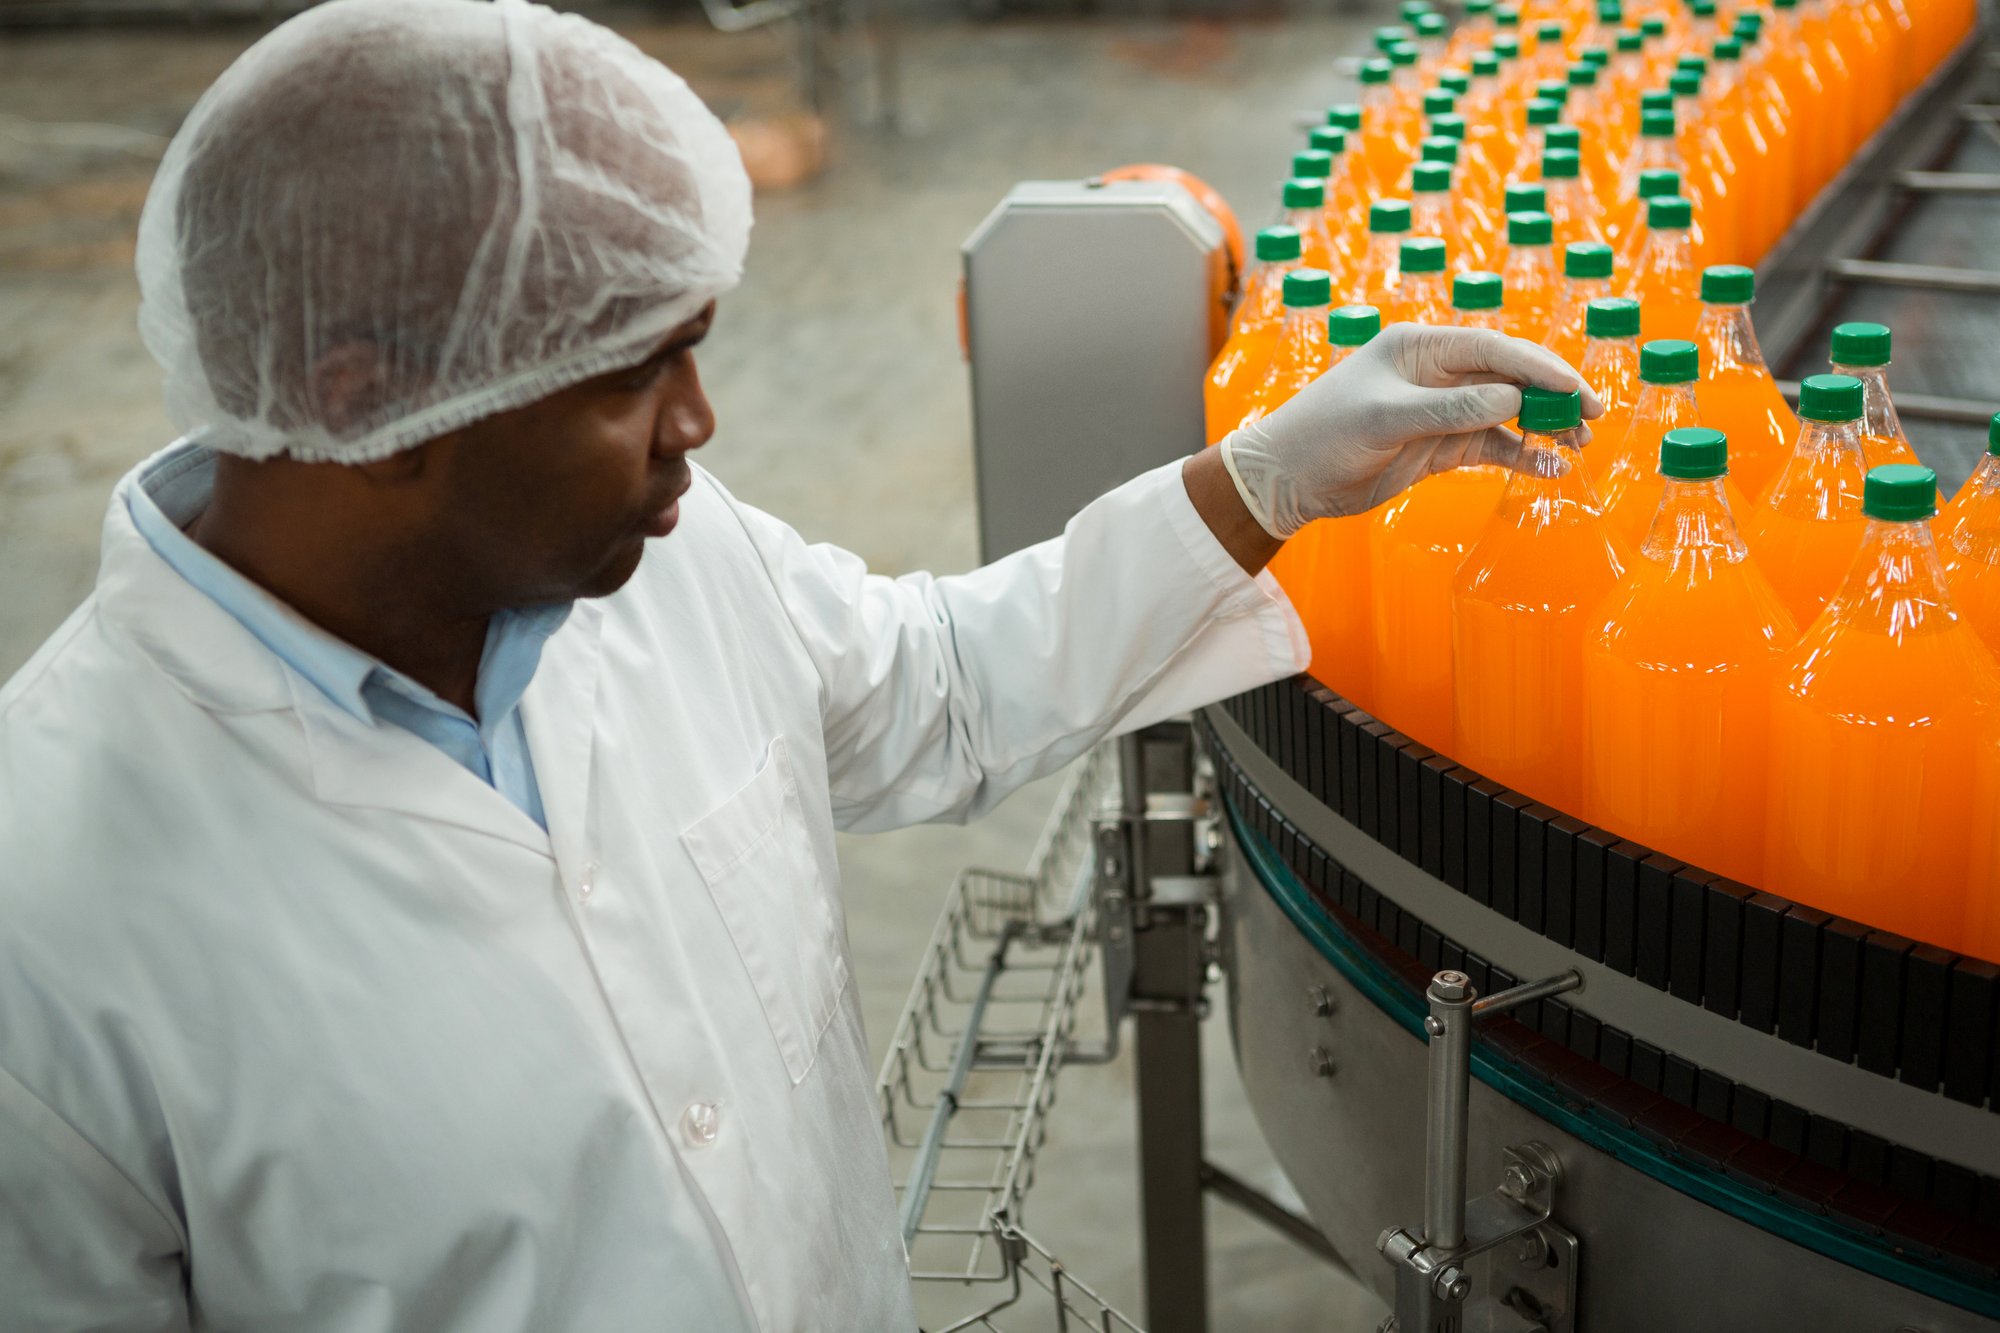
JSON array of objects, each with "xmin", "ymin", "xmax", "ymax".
[{"xmin": 309, "ymin": 341, "xmax": 388, "ymax": 436}]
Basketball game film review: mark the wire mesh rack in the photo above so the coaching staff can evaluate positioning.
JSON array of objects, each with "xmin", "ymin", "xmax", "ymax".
[{"xmin": 876, "ymin": 743, "xmax": 1146, "ymax": 1332}]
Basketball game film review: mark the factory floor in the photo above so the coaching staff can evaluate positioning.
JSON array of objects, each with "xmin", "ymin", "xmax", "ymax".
[{"xmin": 0, "ymin": 6, "xmax": 1387, "ymax": 1329}]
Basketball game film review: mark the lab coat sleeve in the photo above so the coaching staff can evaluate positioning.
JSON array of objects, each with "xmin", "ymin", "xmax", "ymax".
[
  {"xmin": 715, "ymin": 457, "xmax": 1310, "ymax": 832},
  {"xmin": 0, "ymin": 1061, "xmax": 190, "ymax": 1331}
]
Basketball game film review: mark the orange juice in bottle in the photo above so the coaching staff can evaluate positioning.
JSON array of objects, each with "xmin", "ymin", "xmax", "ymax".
[
  {"xmin": 1744, "ymin": 374, "xmax": 1870, "ymax": 628},
  {"xmin": 1237, "ymin": 268, "xmax": 1335, "ymax": 430},
  {"xmin": 1710, "ymin": 36, "xmax": 1788, "ymax": 261},
  {"xmin": 1280, "ymin": 176, "xmax": 1339, "ymax": 274},
  {"xmin": 1614, "ymin": 104, "xmax": 1685, "ymax": 242},
  {"xmin": 1395, "ymin": 237, "xmax": 1454, "ymax": 324},
  {"xmin": 1499, "ymin": 210, "xmax": 1562, "ymax": 340},
  {"xmin": 1359, "ymin": 59, "xmax": 1421, "ymax": 195},
  {"xmin": 1626, "ymin": 194, "xmax": 1702, "ymax": 344},
  {"xmin": 1940, "ymin": 414, "xmax": 2000, "ymax": 655},
  {"xmin": 1205, "ymin": 226, "xmax": 1303, "ymax": 444},
  {"xmin": 1669, "ymin": 67, "xmax": 1741, "ymax": 264},
  {"xmin": 1452, "ymin": 386, "xmax": 1628, "ymax": 809},
  {"xmin": 1285, "ymin": 304, "xmax": 1388, "ymax": 705},
  {"xmin": 1544, "ymin": 242, "xmax": 1615, "ymax": 369},
  {"xmin": 1693, "ymin": 265, "xmax": 1798, "ymax": 502},
  {"xmin": 1767, "ymin": 0, "xmax": 1836, "ymax": 206},
  {"xmin": 1453, "ymin": 0, "xmax": 1499, "ymax": 56},
  {"xmin": 1578, "ymin": 296, "xmax": 1644, "ymax": 484},
  {"xmin": 1309, "ymin": 127, "xmax": 1370, "ymax": 266},
  {"xmin": 1603, "ymin": 339, "xmax": 1706, "ymax": 545},
  {"xmin": 1430, "ymin": 110, "xmax": 1502, "ymax": 208},
  {"xmin": 1828, "ymin": 321, "xmax": 1920, "ymax": 470},
  {"xmin": 1583, "ymin": 428, "xmax": 1799, "ymax": 882},
  {"xmin": 1539, "ymin": 145, "xmax": 1607, "ymax": 249},
  {"xmin": 1613, "ymin": 166, "xmax": 1686, "ymax": 278},
  {"xmin": 1356, "ymin": 199, "xmax": 1414, "ymax": 309},
  {"xmin": 1766, "ymin": 465, "xmax": 2000, "ymax": 950},
  {"xmin": 1504, "ymin": 97, "xmax": 1567, "ymax": 186}
]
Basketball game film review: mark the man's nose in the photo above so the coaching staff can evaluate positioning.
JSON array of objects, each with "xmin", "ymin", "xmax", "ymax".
[{"xmin": 656, "ymin": 364, "xmax": 716, "ymax": 457}]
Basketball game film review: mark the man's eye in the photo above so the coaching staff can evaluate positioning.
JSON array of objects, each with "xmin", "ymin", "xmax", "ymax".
[{"xmin": 616, "ymin": 359, "xmax": 667, "ymax": 392}]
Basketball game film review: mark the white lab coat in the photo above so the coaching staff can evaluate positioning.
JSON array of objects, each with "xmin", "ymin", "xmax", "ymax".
[{"xmin": 0, "ymin": 444, "xmax": 1306, "ymax": 1332}]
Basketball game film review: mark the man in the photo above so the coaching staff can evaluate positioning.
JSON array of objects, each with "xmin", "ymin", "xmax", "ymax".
[{"xmin": 0, "ymin": 1, "xmax": 1594, "ymax": 1328}]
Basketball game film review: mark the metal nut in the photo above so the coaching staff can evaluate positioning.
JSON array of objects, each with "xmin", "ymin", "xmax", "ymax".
[
  {"xmin": 1431, "ymin": 1264, "xmax": 1470, "ymax": 1302},
  {"xmin": 1308, "ymin": 984, "xmax": 1337, "ymax": 1017},
  {"xmin": 1503, "ymin": 1163, "xmax": 1535, "ymax": 1197},
  {"xmin": 1430, "ymin": 970, "xmax": 1471, "ymax": 1002},
  {"xmin": 1308, "ymin": 1046, "xmax": 1336, "ymax": 1078}
]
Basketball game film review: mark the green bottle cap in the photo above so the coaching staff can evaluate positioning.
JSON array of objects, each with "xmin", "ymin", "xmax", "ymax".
[
  {"xmin": 1418, "ymin": 12, "xmax": 1448, "ymax": 36},
  {"xmin": 1670, "ymin": 70, "xmax": 1703, "ymax": 97},
  {"xmin": 1400, "ymin": 0, "xmax": 1431, "ymax": 19},
  {"xmin": 1497, "ymin": 3, "xmax": 1521, "ymax": 25},
  {"xmin": 1520, "ymin": 384, "xmax": 1584, "ymax": 432},
  {"xmin": 1582, "ymin": 44, "xmax": 1612, "ymax": 66},
  {"xmin": 1527, "ymin": 97, "xmax": 1563, "ymax": 126},
  {"xmin": 1700, "ymin": 264, "xmax": 1755, "ymax": 304},
  {"xmin": 1641, "ymin": 106, "xmax": 1677, "ymax": 137},
  {"xmin": 1638, "ymin": 166, "xmax": 1681, "ymax": 198},
  {"xmin": 1495, "ymin": 33, "xmax": 1523, "ymax": 57},
  {"xmin": 1473, "ymin": 51, "xmax": 1502, "ymax": 75},
  {"xmin": 1282, "ymin": 268, "xmax": 1334, "ymax": 308},
  {"xmin": 1329, "ymin": 304, "xmax": 1383, "ymax": 347},
  {"xmin": 1454, "ymin": 270, "xmax": 1506, "ymax": 311},
  {"xmin": 1504, "ymin": 181, "xmax": 1548, "ymax": 214},
  {"xmin": 1830, "ymin": 321, "xmax": 1891, "ymax": 367},
  {"xmin": 1440, "ymin": 70, "xmax": 1472, "ymax": 94},
  {"xmin": 1370, "ymin": 199, "xmax": 1414, "ymax": 233},
  {"xmin": 1360, "ymin": 58, "xmax": 1393, "ymax": 85},
  {"xmin": 1587, "ymin": 296, "xmax": 1642, "ymax": 338},
  {"xmin": 1424, "ymin": 89, "xmax": 1458, "ymax": 116},
  {"xmin": 1643, "ymin": 15, "xmax": 1668, "ymax": 35},
  {"xmin": 1538, "ymin": 19, "xmax": 1566, "ymax": 40},
  {"xmin": 1375, "ymin": 24, "xmax": 1413, "ymax": 52},
  {"xmin": 1678, "ymin": 52, "xmax": 1710, "ymax": 72},
  {"xmin": 1598, "ymin": 0, "xmax": 1624, "ymax": 18},
  {"xmin": 1568, "ymin": 62, "xmax": 1599, "ymax": 87},
  {"xmin": 1466, "ymin": 0, "xmax": 1493, "ymax": 13},
  {"xmin": 1292, "ymin": 149, "xmax": 1334, "ymax": 179},
  {"xmin": 1863, "ymin": 464, "xmax": 1940, "ymax": 521},
  {"xmin": 1692, "ymin": 0, "xmax": 1717, "ymax": 16},
  {"xmin": 1715, "ymin": 36, "xmax": 1743, "ymax": 58},
  {"xmin": 1422, "ymin": 136, "xmax": 1462, "ymax": 165},
  {"xmin": 1545, "ymin": 124, "xmax": 1583, "ymax": 152},
  {"xmin": 1641, "ymin": 338, "xmax": 1700, "ymax": 383},
  {"xmin": 1431, "ymin": 112, "xmax": 1469, "ymax": 141},
  {"xmin": 1282, "ymin": 177, "xmax": 1325, "ymax": 209},
  {"xmin": 1255, "ymin": 226, "xmax": 1304, "ymax": 263},
  {"xmin": 1798, "ymin": 373, "xmax": 1865, "ymax": 422},
  {"xmin": 1772, "ymin": 0, "xmax": 1796, "ymax": 9},
  {"xmin": 1647, "ymin": 194, "xmax": 1694, "ymax": 229},
  {"xmin": 1388, "ymin": 43, "xmax": 1420, "ymax": 67},
  {"xmin": 1660, "ymin": 426, "xmax": 1728, "ymax": 479},
  {"xmin": 1543, "ymin": 146, "xmax": 1583, "ymax": 179},
  {"xmin": 1736, "ymin": 10, "xmax": 1765, "ymax": 32},
  {"xmin": 1400, "ymin": 236, "xmax": 1449, "ymax": 273},
  {"xmin": 1508, "ymin": 210, "xmax": 1555, "ymax": 246},
  {"xmin": 1537, "ymin": 78, "xmax": 1572, "ymax": 104},
  {"xmin": 1309, "ymin": 126, "xmax": 1347, "ymax": 155},
  {"xmin": 1989, "ymin": 410, "xmax": 2000, "ymax": 455},
  {"xmin": 1565, "ymin": 241, "xmax": 1615, "ymax": 278},
  {"xmin": 1413, "ymin": 161, "xmax": 1454, "ymax": 193},
  {"xmin": 1327, "ymin": 103, "xmax": 1364, "ymax": 130},
  {"xmin": 1640, "ymin": 89, "xmax": 1675, "ymax": 112},
  {"xmin": 1617, "ymin": 30, "xmax": 1645, "ymax": 52}
]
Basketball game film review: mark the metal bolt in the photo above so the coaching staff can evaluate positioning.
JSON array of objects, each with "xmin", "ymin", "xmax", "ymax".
[
  {"xmin": 1503, "ymin": 1163, "xmax": 1535, "ymax": 1197},
  {"xmin": 1203, "ymin": 824, "xmax": 1224, "ymax": 853},
  {"xmin": 1308, "ymin": 1046, "xmax": 1337, "ymax": 1078},
  {"xmin": 1431, "ymin": 970, "xmax": 1471, "ymax": 1002},
  {"xmin": 1431, "ymin": 1264, "xmax": 1470, "ymax": 1301},
  {"xmin": 1515, "ymin": 1231, "xmax": 1549, "ymax": 1267},
  {"xmin": 1308, "ymin": 984, "xmax": 1337, "ymax": 1016}
]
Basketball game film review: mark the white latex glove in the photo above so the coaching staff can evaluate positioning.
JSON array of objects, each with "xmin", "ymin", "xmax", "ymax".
[{"xmin": 1219, "ymin": 323, "xmax": 1603, "ymax": 537}]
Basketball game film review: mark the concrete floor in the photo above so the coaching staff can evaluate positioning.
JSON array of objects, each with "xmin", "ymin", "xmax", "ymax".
[{"xmin": 0, "ymin": 8, "xmax": 1386, "ymax": 1330}]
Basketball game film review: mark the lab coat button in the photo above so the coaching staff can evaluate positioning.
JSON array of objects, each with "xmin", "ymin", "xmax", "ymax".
[
  {"xmin": 578, "ymin": 859, "xmax": 599, "ymax": 900},
  {"xmin": 682, "ymin": 1101, "xmax": 721, "ymax": 1147}
]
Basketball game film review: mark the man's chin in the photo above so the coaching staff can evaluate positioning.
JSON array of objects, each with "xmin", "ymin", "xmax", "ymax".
[{"xmin": 575, "ymin": 537, "xmax": 651, "ymax": 600}]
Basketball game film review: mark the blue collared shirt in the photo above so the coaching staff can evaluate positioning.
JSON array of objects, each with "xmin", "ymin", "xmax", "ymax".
[{"xmin": 128, "ymin": 444, "xmax": 568, "ymax": 831}]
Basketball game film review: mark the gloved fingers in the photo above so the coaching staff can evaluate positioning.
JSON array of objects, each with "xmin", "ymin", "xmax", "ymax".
[
  {"xmin": 1455, "ymin": 425, "xmax": 1528, "ymax": 473},
  {"xmin": 1412, "ymin": 380, "xmax": 1526, "ymax": 436},
  {"xmin": 1390, "ymin": 325, "xmax": 1603, "ymax": 419}
]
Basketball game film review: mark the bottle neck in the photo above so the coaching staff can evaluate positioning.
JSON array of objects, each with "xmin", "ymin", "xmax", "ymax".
[
  {"xmin": 1642, "ymin": 475, "xmax": 1749, "ymax": 564},
  {"xmin": 1636, "ymin": 379, "xmax": 1699, "ymax": 414},
  {"xmin": 1370, "ymin": 233, "xmax": 1407, "ymax": 267},
  {"xmin": 1637, "ymin": 226, "xmax": 1695, "ymax": 275},
  {"xmin": 1580, "ymin": 333, "xmax": 1638, "ymax": 373},
  {"xmin": 1829, "ymin": 517, "xmax": 1960, "ymax": 636},
  {"xmin": 1696, "ymin": 303, "xmax": 1768, "ymax": 371},
  {"xmin": 1769, "ymin": 417, "xmax": 1866, "ymax": 505},
  {"xmin": 1403, "ymin": 270, "xmax": 1449, "ymax": 300},
  {"xmin": 1830, "ymin": 362, "xmax": 1903, "ymax": 438},
  {"xmin": 1563, "ymin": 274, "xmax": 1612, "ymax": 302},
  {"xmin": 1516, "ymin": 426, "xmax": 1591, "ymax": 483},
  {"xmin": 1503, "ymin": 243, "xmax": 1556, "ymax": 278}
]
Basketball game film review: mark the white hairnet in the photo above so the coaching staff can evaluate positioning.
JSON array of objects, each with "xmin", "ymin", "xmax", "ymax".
[{"xmin": 136, "ymin": 0, "xmax": 753, "ymax": 463}]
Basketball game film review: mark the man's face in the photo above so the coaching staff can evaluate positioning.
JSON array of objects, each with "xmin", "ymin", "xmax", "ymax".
[{"xmin": 419, "ymin": 302, "xmax": 718, "ymax": 607}]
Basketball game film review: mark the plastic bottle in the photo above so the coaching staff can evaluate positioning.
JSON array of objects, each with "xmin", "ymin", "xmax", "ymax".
[
  {"xmin": 1505, "ymin": 97, "xmax": 1567, "ymax": 186},
  {"xmin": 1395, "ymin": 237, "xmax": 1454, "ymax": 325},
  {"xmin": 1613, "ymin": 167, "xmax": 1688, "ymax": 279},
  {"xmin": 1582, "ymin": 427, "xmax": 1799, "ymax": 882},
  {"xmin": 1626, "ymin": 194, "xmax": 1702, "ymax": 344},
  {"xmin": 1498, "ymin": 210, "xmax": 1561, "ymax": 340},
  {"xmin": 1940, "ymin": 414, "xmax": 2000, "ymax": 655},
  {"xmin": 1828, "ymin": 321, "xmax": 1921, "ymax": 471},
  {"xmin": 1452, "ymin": 386, "xmax": 1628, "ymax": 810},
  {"xmin": 1578, "ymin": 297, "xmax": 1643, "ymax": 485},
  {"xmin": 1356, "ymin": 199, "xmax": 1414, "ymax": 308},
  {"xmin": 1744, "ymin": 373, "xmax": 1871, "ymax": 629},
  {"xmin": 1693, "ymin": 265, "xmax": 1799, "ymax": 502},
  {"xmin": 1284, "ymin": 305, "xmax": 1389, "ymax": 705},
  {"xmin": 1358, "ymin": 58, "xmax": 1421, "ymax": 195},
  {"xmin": 1205, "ymin": 226, "xmax": 1304, "ymax": 445},
  {"xmin": 1237, "ymin": 268, "xmax": 1335, "ymax": 431},
  {"xmin": 1767, "ymin": 0, "xmax": 1836, "ymax": 207},
  {"xmin": 1539, "ymin": 146, "xmax": 1606, "ymax": 250},
  {"xmin": 1709, "ymin": 36, "xmax": 1787, "ymax": 261},
  {"xmin": 1280, "ymin": 176, "xmax": 1338, "ymax": 274},
  {"xmin": 1603, "ymin": 339, "xmax": 1707, "ymax": 546},
  {"xmin": 1410, "ymin": 161, "xmax": 1471, "ymax": 270},
  {"xmin": 1544, "ymin": 241, "xmax": 1615, "ymax": 369},
  {"xmin": 1766, "ymin": 465, "xmax": 2000, "ymax": 950},
  {"xmin": 1452, "ymin": 269, "xmax": 1509, "ymax": 332},
  {"xmin": 1667, "ymin": 68, "xmax": 1740, "ymax": 264},
  {"xmin": 1615, "ymin": 106, "xmax": 1686, "ymax": 244}
]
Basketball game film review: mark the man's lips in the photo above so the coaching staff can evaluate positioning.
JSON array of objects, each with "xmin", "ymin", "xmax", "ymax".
[{"xmin": 640, "ymin": 472, "xmax": 691, "ymax": 538}]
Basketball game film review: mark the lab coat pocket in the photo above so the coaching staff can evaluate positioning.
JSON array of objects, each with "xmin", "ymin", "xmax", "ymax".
[{"xmin": 681, "ymin": 736, "xmax": 848, "ymax": 1085}]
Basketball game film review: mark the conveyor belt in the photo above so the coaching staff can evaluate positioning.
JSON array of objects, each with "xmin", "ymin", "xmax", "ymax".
[{"xmin": 1203, "ymin": 679, "xmax": 2000, "ymax": 1288}]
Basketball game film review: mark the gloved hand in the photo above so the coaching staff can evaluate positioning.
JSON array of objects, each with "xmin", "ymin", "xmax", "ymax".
[{"xmin": 1219, "ymin": 323, "xmax": 1602, "ymax": 538}]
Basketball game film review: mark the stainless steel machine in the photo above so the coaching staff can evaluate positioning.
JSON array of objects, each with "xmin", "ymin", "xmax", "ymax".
[{"xmin": 885, "ymin": 30, "xmax": 2000, "ymax": 1333}]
